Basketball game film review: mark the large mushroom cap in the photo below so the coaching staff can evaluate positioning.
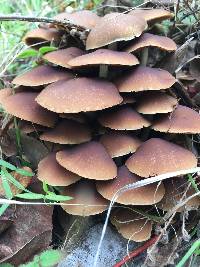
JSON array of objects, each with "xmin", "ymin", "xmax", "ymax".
[
  {"xmin": 129, "ymin": 9, "xmax": 173, "ymax": 24},
  {"xmin": 54, "ymin": 10, "xmax": 100, "ymax": 29},
  {"xmin": 12, "ymin": 65, "xmax": 73, "ymax": 86},
  {"xmin": 37, "ymin": 152, "xmax": 81, "ymax": 186},
  {"xmin": 152, "ymin": 105, "xmax": 200, "ymax": 134},
  {"xmin": 56, "ymin": 141, "xmax": 117, "ymax": 180},
  {"xmin": 136, "ymin": 91, "xmax": 178, "ymax": 114},
  {"xmin": 43, "ymin": 47, "xmax": 85, "ymax": 69},
  {"xmin": 86, "ymin": 13, "xmax": 147, "ymax": 50},
  {"xmin": 0, "ymin": 88, "xmax": 13, "ymax": 107},
  {"xmin": 2, "ymin": 92, "xmax": 57, "ymax": 127},
  {"xmin": 98, "ymin": 107, "xmax": 151, "ymax": 130},
  {"xmin": 61, "ymin": 180, "xmax": 109, "ymax": 216},
  {"xmin": 124, "ymin": 33, "xmax": 177, "ymax": 53},
  {"xmin": 68, "ymin": 49, "xmax": 139, "ymax": 67},
  {"xmin": 115, "ymin": 66, "xmax": 176, "ymax": 92},
  {"xmin": 110, "ymin": 208, "xmax": 152, "ymax": 242},
  {"xmin": 40, "ymin": 119, "xmax": 91, "ymax": 144},
  {"xmin": 23, "ymin": 28, "xmax": 61, "ymax": 48},
  {"xmin": 96, "ymin": 166, "xmax": 165, "ymax": 205},
  {"xmin": 126, "ymin": 138, "xmax": 197, "ymax": 177},
  {"xmin": 36, "ymin": 78, "xmax": 122, "ymax": 113},
  {"xmin": 100, "ymin": 132, "xmax": 141, "ymax": 158}
]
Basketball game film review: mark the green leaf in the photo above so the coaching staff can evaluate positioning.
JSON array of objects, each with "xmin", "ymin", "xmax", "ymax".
[
  {"xmin": 18, "ymin": 49, "xmax": 38, "ymax": 59},
  {"xmin": 39, "ymin": 46, "xmax": 57, "ymax": 55},
  {"xmin": 16, "ymin": 193, "xmax": 44, "ymax": 200},
  {"xmin": 40, "ymin": 250, "xmax": 63, "ymax": 266},
  {"xmin": 0, "ymin": 160, "xmax": 16, "ymax": 171},
  {"xmin": 1, "ymin": 169, "xmax": 13, "ymax": 199},
  {"xmin": 45, "ymin": 193, "xmax": 73, "ymax": 202},
  {"xmin": 15, "ymin": 168, "xmax": 34, "ymax": 177},
  {"xmin": 0, "ymin": 203, "xmax": 9, "ymax": 216}
]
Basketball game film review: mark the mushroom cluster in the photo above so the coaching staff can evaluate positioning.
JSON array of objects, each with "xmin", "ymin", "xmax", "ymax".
[{"xmin": 1, "ymin": 8, "xmax": 200, "ymax": 243}]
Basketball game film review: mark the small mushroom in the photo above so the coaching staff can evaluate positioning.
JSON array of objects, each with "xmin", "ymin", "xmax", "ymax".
[
  {"xmin": 152, "ymin": 105, "xmax": 200, "ymax": 134},
  {"xmin": 12, "ymin": 65, "xmax": 73, "ymax": 87},
  {"xmin": 136, "ymin": 91, "xmax": 178, "ymax": 114},
  {"xmin": 56, "ymin": 141, "xmax": 117, "ymax": 180},
  {"xmin": 36, "ymin": 78, "xmax": 123, "ymax": 113},
  {"xmin": 37, "ymin": 152, "xmax": 81, "ymax": 186},
  {"xmin": 2, "ymin": 92, "xmax": 57, "ymax": 127},
  {"xmin": 61, "ymin": 180, "xmax": 109, "ymax": 216},
  {"xmin": 100, "ymin": 131, "xmax": 141, "ymax": 158},
  {"xmin": 40, "ymin": 119, "xmax": 91, "ymax": 144},
  {"xmin": 126, "ymin": 138, "xmax": 197, "ymax": 177},
  {"xmin": 124, "ymin": 33, "xmax": 177, "ymax": 53},
  {"xmin": 96, "ymin": 166, "xmax": 165, "ymax": 205},
  {"xmin": 110, "ymin": 208, "xmax": 152, "ymax": 242},
  {"xmin": 98, "ymin": 106, "xmax": 151, "ymax": 130},
  {"xmin": 115, "ymin": 66, "xmax": 176, "ymax": 92}
]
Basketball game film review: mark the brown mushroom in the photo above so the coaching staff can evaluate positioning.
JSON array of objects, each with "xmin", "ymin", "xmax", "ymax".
[
  {"xmin": 126, "ymin": 138, "xmax": 197, "ymax": 177},
  {"xmin": 37, "ymin": 152, "xmax": 81, "ymax": 186},
  {"xmin": 36, "ymin": 78, "xmax": 123, "ymax": 113},
  {"xmin": 98, "ymin": 106, "xmax": 151, "ymax": 130},
  {"xmin": 0, "ymin": 88, "xmax": 13, "ymax": 107},
  {"xmin": 115, "ymin": 66, "xmax": 176, "ymax": 92},
  {"xmin": 96, "ymin": 166, "xmax": 165, "ymax": 205},
  {"xmin": 40, "ymin": 119, "xmax": 91, "ymax": 144},
  {"xmin": 56, "ymin": 141, "xmax": 117, "ymax": 180},
  {"xmin": 61, "ymin": 180, "xmax": 109, "ymax": 216},
  {"xmin": 12, "ymin": 65, "xmax": 73, "ymax": 87},
  {"xmin": 152, "ymin": 105, "xmax": 200, "ymax": 134}
]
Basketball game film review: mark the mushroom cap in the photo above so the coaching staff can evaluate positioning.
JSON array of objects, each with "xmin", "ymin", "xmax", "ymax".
[
  {"xmin": 96, "ymin": 166, "xmax": 165, "ymax": 205},
  {"xmin": 54, "ymin": 10, "xmax": 100, "ymax": 29},
  {"xmin": 129, "ymin": 9, "xmax": 173, "ymax": 24},
  {"xmin": 100, "ymin": 132, "xmax": 142, "ymax": 158},
  {"xmin": 40, "ymin": 119, "xmax": 91, "ymax": 144},
  {"xmin": 23, "ymin": 28, "xmax": 61, "ymax": 48},
  {"xmin": 12, "ymin": 65, "xmax": 73, "ymax": 86},
  {"xmin": 98, "ymin": 107, "xmax": 150, "ymax": 130},
  {"xmin": 56, "ymin": 141, "xmax": 117, "ymax": 180},
  {"xmin": 0, "ymin": 88, "xmax": 13, "ymax": 107},
  {"xmin": 61, "ymin": 180, "xmax": 109, "ymax": 216},
  {"xmin": 124, "ymin": 33, "xmax": 177, "ymax": 53},
  {"xmin": 18, "ymin": 121, "xmax": 47, "ymax": 134},
  {"xmin": 126, "ymin": 138, "xmax": 197, "ymax": 177},
  {"xmin": 158, "ymin": 178, "xmax": 200, "ymax": 212},
  {"xmin": 43, "ymin": 47, "xmax": 85, "ymax": 69},
  {"xmin": 152, "ymin": 105, "xmax": 200, "ymax": 134},
  {"xmin": 36, "ymin": 78, "xmax": 122, "ymax": 113},
  {"xmin": 86, "ymin": 13, "xmax": 147, "ymax": 50},
  {"xmin": 136, "ymin": 91, "xmax": 178, "ymax": 114},
  {"xmin": 110, "ymin": 208, "xmax": 152, "ymax": 242},
  {"xmin": 2, "ymin": 92, "xmax": 57, "ymax": 127},
  {"xmin": 115, "ymin": 66, "xmax": 176, "ymax": 92},
  {"xmin": 37, "ymin": 152, "xmax": 81, "ymax": 186},
  {"xmin": 68, "ymin": 49, "xmax": 139, "ymax": 67}
]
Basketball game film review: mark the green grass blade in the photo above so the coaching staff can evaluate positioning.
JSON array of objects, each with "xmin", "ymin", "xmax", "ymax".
[
  {"xmin": 187, "ymin": 174, "xmax": 199, "ymax": 193},
  {"xmin": 45, "ymin": 193, "xmax": 73, "ymax": 201},
  {"xmin": 15, "ymin": 168, "xmax": 34, "ymax": 177},
  {"xmin": 0, "ymin": 159, "xmax": 16, "ymax": 171},
  {"xmin": 1, "ymin": 169, "xmax": 13, "ymax": 199},
  {"xmin": 0, "ymin": 203, "xmax": 10, "ymax": 216},
  {"xmin": 16, "ymin": 192, "xmax": 45, "ymax": 200}
]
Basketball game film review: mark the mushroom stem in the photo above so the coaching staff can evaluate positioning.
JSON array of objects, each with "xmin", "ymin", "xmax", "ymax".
[
  {"xmin": 99, "ymin": 43, "xmax": 117, "ymax": 78},
  {"xmin": 140, "ymin": 47, "xmax": 149, "ymax": 66}
]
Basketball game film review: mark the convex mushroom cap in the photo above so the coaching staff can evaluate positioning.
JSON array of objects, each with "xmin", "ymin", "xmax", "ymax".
[
  {"xmin": 152, "ymin": 105, "xmax": 200, "ymax": 133},
  {"xmin": 37, "ymin": 152, "xmax": 81, "ymax": 186},
  {"xmin": 36, "ymin": 78, "xmax": 122, "ymax": 113},
  {"xmin": 56, "ymin": 141, "xmax": 117, "ymax": 180},
  {"xmin": 2, "ymin": 92, "xmax": 57, "ymax": 127},
  {"xmin": 68, "ymin": 49, "xmax": 139, "ymax": 67},
  {"xmin": 43, "ymin": 47, "xmax": 85, "ymax": 69},
  {"xmin": 136, "ymin": 91, "xmax": 178, "ymax": 114},
  {"xmin": 124, "ymin": 33, "xmax": 177, "ymax": 53},
  {"xmin": 40, "ymin": 119, "xmax": 91, "ymax": 144},
  {"xmin": 12, "ymin": 65, "xmax": 73, "ymax": 86},
  {"xmin": 98, "ymin": 107, "xmax": 150, "ymax": 130},
  {"xmin": 96, "ymin": 166, "xmax": 165, "ymax": 205},
  {"xmin": 86, "ymin": 13, "xmax": 147, "ymax": 50},
  {"xmin": 126, "ymin": 138, "xmax": 197, "ymax": 177},
  {"xmin": 115, "ymin": 66, "xmax": 176, "ymax": 92},
  {"xmin": 110, "ymin": 208, "xmax": 152, "ymax": 242},
  {"xmin": 0, "ymin": 88, "xmax": 13, "ymax": 107},
  {"xmin": 100, "ymin": 132, "xmax": 141, "ymax": 158},
  {"xmin": 61, "ymin": 180, "xmax": 109, "ymax": 216}
]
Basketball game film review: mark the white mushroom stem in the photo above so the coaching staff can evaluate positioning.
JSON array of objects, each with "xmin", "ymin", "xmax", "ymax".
[
  {"xmin": 99, "ymin": 43, "xmax": 117, "ymax": 78},
  {"xmin": 141, "ymin": 47, "xmax": 149, "ymax": 66}
]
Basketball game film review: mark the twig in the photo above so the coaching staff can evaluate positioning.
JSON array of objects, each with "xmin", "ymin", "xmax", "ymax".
[{"xmin": 112, "ymin": 235, "xmax": 159, "ymax": 267}]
